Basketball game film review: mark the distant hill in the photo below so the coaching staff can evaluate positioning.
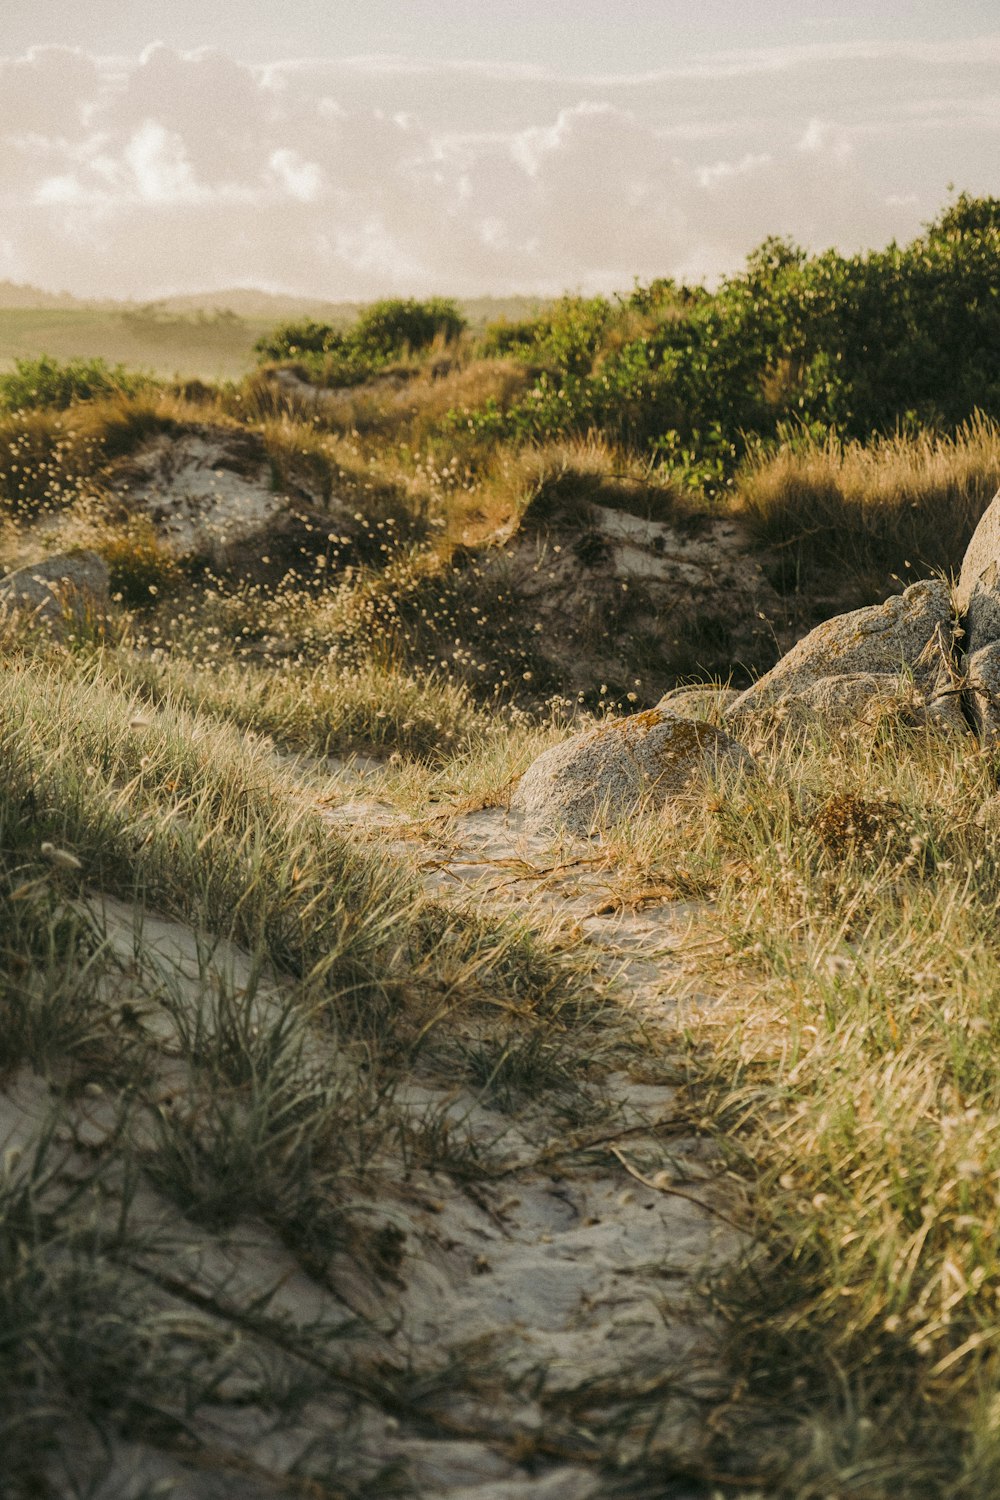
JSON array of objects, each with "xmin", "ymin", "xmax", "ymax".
[
  {"xmin": 156, "ymin": 291, "xmax": 546, "ymax": 330},
  {"xmin": 0, "ymin": 282, "xmax": 361, "ymax": 320},
  {"xmin": 0, "ymin": 285, "xmax": 552, "ymax": 381},
  {"xmin": 0, "ymin": 281, "xmax": 92, "ymax": 310},
  {"xmin": 0, "ymin": 282, "xmax": 548, "ymax": 331},
  {"xmin": 155, "ymin": 290, "xmax": 362, "ymax": 323}
]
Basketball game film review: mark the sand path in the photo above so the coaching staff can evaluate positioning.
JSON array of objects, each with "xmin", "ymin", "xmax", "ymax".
[
  {"xmin": 304, "ymin": 781, "xmax": 748, "ymax": 1498},
  {"xmin": 2, "ymin": 766, "xmax": 747, "ymax": 1499}
]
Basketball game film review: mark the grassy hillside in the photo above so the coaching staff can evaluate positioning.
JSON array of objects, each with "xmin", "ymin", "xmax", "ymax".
[{"xmin": 6, "ymin": 196, "xmax": 1000, "ymax": 1495}]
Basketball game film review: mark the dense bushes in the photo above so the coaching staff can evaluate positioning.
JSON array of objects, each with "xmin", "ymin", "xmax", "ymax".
[
  {"xmin": 255, "ymin": 297, "xmax": 467, "ymax": 379},
  {"xmin": 351, "ymin": 297, "xmax": 465, "ymax": 357},
  {"xmin": 253, "ymin": 319, "xmax": 346, "ymax": 361},
  {"xmin": 480, "ymin": 295, "xmax": 612, "ymax": 375},
  {"xmin": 463, "ymin": 194, "xmax": 1000, "ymax": 479},
  {"xmin": 249, "ymin": 193, "xmax": 1000, "ymax": 497}
]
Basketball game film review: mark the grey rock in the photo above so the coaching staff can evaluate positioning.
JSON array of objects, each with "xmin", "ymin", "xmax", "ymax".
[
  {"xmin": 379, "ymin": 1437, "xmax": 515, "ymax": 1490},
  {"xmin": 0, "ymin": 550, "xmax": 109, "ymax": 625},
  {"xmin": 956, "ymin": 486, "xmax": 1000, "ymax": 653},
  {"xmin": 725, "ymin": 579, "xmax": 954, "ymax": 720},
  {"xmin": 919, "ymin": 686, "xmax": 971, "ymax": 733},
  {"xmin": 435, "ymin": 1470, "xmax": 600, "ymax": 1500},
  {"xmin": 729, "ymin": 669, "xmax": 967, "ymax": 733},
  {"xmin": 510, "ymin": 709, "xmax": 754, "ymax": 836},
  {"xmin": 796, "ymin": 672, "xmax": 904, "ymax": 720},
  {"xmin": 921, "ymin": 618, "xmax": 971, "ymax": 731}
]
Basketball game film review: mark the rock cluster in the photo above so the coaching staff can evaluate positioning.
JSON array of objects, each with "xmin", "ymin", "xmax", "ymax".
[
  {"xmin": 955, "ymin": 490, "xmax": 1000, "ymax": 740},
  {"xmin": 723, "ymin": 579, "xmax": 960, "ymax": 725},
  {"xmin": 513, "ymin": 486, "xmax": 1000, "ymax": 836},
  {"xmin": 721, "ymin": 485, "xmax": 1000, "ymax": 743}
]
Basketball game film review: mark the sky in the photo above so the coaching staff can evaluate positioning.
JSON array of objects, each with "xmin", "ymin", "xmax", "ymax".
[{"xmin": 1, "ymin": 1, "xmax": 998, "ymax": 301}]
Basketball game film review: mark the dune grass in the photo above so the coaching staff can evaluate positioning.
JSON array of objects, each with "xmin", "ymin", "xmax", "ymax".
[
  {"xmin": 589, "ymin": 704, "xmax": 1000, "ymax": 1495},
  {"xmin": 734, "ymin": 415, "xmax": 1000, "ymax": 601},
  {"xmin": 0, "ymin": 654, "xmax": 579, "ymax": 1036},
  {"xmin": 0, "ymin": 640, "xmax": 621, "ymax": 1496}
]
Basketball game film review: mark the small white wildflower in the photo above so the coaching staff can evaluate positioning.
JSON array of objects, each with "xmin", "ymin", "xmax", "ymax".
[{"xmin": 40, "ymin": 842, "xmax": 82, "ymax": 872}]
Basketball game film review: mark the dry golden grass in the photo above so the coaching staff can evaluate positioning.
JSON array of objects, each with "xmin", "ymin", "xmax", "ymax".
[
  {"xmin": 596, "ymin": 707, "xmax": 1000, "ymax": 1494},
  {"xmin": 735, "ymin": 415, "xmax": 1000, "ymax": 599},
  {"xmin": 328, "ymin": 353, "xmax": 531, "ymax": 443},
  {"xmin": 438, "ymin": 431, "xmax": 686, "ymax": 546}
]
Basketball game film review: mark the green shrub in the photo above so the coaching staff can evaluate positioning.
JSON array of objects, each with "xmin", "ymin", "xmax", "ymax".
[
  {"xmin": 255, "ymin": 192, "xmax": 1000, "ymax": 496},
  {"xmin": 254, "ymin": 300, "xmax": 466, "ymax": 382},
  {"xmin": 350, "ymin": 297, "xmax": 466, "ymax": 358},
  {"xmin": 478, "ymin": 316, "xmax": 546, "ymax": 358},
  {"xmin": 462, "ymin": 193, "xmax": 1000, "ymax": 476},
  {"xmin": 252, "ymin": 319, "xmax": 346, "ymax": 361},
  {"xmin": 479, "ymin": 295, "xmax": 610, "ymax": 375},
  {"xmin": 0, "ymin": 356, "xmax": 147, "ymax": 412}
]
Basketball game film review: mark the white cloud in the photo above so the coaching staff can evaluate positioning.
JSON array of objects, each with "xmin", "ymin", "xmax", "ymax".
[
  {"xmin": 0, "ymin": 40, "xmax": 995, "ymax": 298},
  {"xmin": 797, "ymin": 118, "xmax": 853, "ymax": 164},
  {"xmin": 34, "ymin": 174, "xmax": 88, "ymax": 205},
  {"xmin": 125, "ymin": 120, "xmax": 198, "ymax": 201},
  {"xmin": 269, "ymin": 148, "xmax": 323, "ymax": 202}
]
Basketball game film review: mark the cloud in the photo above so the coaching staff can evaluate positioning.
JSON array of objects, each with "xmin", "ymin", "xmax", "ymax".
[
  {"xmin": 0, "ymin": 46, "xmax": 105, "ymax": 136},
  {"xmin": 269, "ymin": 149, "xmax": 323, "ymax": 203},
  {"xmin": 262, "ymin": 35, "xmax": 1000, "ymax": 87},
  {"xmin": 0, "ymin": 40, "xmax": 995, "ymax": 298}
]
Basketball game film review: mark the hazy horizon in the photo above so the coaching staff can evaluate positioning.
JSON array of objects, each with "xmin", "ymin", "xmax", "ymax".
[{"xmin": 2, "ymin": 2, "xmax": 998, "ymax": 303}]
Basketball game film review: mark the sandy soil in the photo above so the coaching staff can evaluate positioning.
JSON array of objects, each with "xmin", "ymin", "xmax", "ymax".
[
  {"xmin": 1, "ymin": 766, "xmax": 746, "ymax": 1500},
  {"xmin": 307, "ymin": 783, "xmax": 747, "ymax": 1496},
  {"xmin": 113, "ymin": 427, "xmax": 286, "ymax": 555}
]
